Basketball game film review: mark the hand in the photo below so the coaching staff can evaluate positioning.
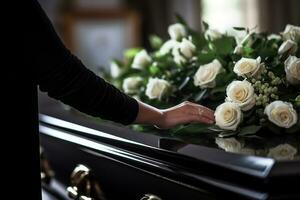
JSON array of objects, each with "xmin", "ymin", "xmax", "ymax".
[
  {"xmin": 134, "ymin": 101, "xmax": 215, "ymax": 130},
  {"xmin": 155, "ymin": 101, "xmax": 215, "ymax": 129}
]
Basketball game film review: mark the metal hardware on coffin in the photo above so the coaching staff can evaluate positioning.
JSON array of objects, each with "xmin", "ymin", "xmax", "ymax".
[
  {"xmin": 67, "ymin": 164, "xmax": 106, "ymax": 200},
  {"xmin": 140, "ymin": 194, "xmax": 162, "ymax": 200},
  {"xmin": 40, "ymin": 146, "xmax": 54, "ymax": 184}
]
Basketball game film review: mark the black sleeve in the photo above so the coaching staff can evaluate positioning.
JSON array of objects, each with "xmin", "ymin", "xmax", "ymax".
[{"xmin": 27, "ymin": 0, "xmax": 139, "ymax": 125}]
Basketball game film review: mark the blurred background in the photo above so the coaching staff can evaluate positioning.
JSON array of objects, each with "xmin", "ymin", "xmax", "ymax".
[
  {"xmin": 38, "ymin": 0, "xmax": 300, "ymax": 115},
  {"xmin": 38, "ymin": 0, "xmax": 300, "ymax": 73}
]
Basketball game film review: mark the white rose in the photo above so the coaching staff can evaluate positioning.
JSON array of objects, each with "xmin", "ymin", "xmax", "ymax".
[
  {"xmin": 226, "ymin": 29, "xmax": 247, "ymax": 45},
  {"xmin": 132, "ymin": 50, "xmax": 152, "ymax": 70},
  {"xmin": 168, "ymin": 23, "xmax": 186, "ymax": 41},
  {"xmin": 215, "ymin": 137, "xmax": 243, "ymax": 153},
  {"xmin": 215, "ymin": 102, "xmax": 242, "ymax": 131},
  {"xmin": 172, "ymin": 44, "xmax": 186, "ymax": 65},
  {"xmin": 145, "ymin": 78, "xmax": 170, "ymax": 100},
  {"xmin": 268, "ymin": 144, "xmax": 297, "ymax": 160},
  {"xmin": 233, "ymin": 57, "xmax": 262, "ymax": 78},
  {"xmin": 226, "ymin": 80, "xmax": 256, "ymax": 111},
  {"xmin": 282, "ymin": 24, "xmax": 300, "ymax": 41},
  {"xmin": 205, "ymin": 29, "xmax": 222, "ymax": 40},
  {"xmin": 264, "ymin": 101, "xmax": 298, "ymax": 128},
  {"xmin": 122, "ymin": 77, "xmax": 143, "ymax": 94},
  {"xmin": 194, "ymin": 59, "xmax": 223, "ymax": 88},
  {"xmin": 159, "ymin": 40, "xmax": 179, "ymax": 55},
  {"xmin": 267, "ymin": 34, "xmax": 282, "ymax": 41},
  {"xmin": 110, "ymin": 61, "xmax": 123, "ymax": 78},
  {"xmin": 278, "ymin": 40, "xmax": 298, "ymax": 55},
  {"xmin": 284, "ymin": 56, "xmax": 300, "ymax": 85},
  {"xmin": 179, "ymin": 38, "xmax": 196, "ymax": 59}
]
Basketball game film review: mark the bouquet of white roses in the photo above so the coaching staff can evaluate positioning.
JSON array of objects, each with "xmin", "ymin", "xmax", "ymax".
[{"xmin": 107, "ymin": 17, "xmax": 300, "ymax": 136}]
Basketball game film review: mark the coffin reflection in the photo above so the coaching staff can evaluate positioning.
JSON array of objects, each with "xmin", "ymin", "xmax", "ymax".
[{"xmin": 39, "ymin": 114, "xmax": 300, "ymax": 200}]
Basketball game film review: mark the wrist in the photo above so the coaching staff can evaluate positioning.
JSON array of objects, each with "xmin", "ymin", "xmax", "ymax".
[
  {"xmin": 134, "ymin": 101, "xmax": 164, "ymax": 126},
  {"xmin": 153, "ymin": 109, "xmax": 165, "ymax": 128}
]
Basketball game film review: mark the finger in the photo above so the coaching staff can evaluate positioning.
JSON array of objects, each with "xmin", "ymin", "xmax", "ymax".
[
  {"xmin": 186, "ymin": 104, "xmax": 215, "ymax": 121},
  {"xmin": 183, "ymin": 114, "xmax": 214, "ymax": 125},
  {"xmin": 198, "ymin": 107, "xmax": 215, "ymax": 121}
]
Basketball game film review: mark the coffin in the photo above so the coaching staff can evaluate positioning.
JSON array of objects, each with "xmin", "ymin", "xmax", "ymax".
[{"xmin": 39, "ymin": 96, "xmax": 300, "ymax": 200}]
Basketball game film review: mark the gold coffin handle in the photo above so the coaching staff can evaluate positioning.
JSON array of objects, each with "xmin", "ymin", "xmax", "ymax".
[
  {"xmin": 140, "ymin": 194, "xmax": 162, "ymax": 200},
  {"xmin": 67, "ymin": 164, "xmax": 106, "ymax": 200},
  {"xmin": 40, "ymin": 146, "xmax": 54, "ymax": 184}
]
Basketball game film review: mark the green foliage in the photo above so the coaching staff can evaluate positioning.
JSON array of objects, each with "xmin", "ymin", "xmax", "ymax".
[
  {"xmin": 149, "ymin": 35, "xmax": 163, "ymax": 50},
  {"xmin": 211, "ymin": 36, "xmax": 236, "ymax": 55},
  {"xmin": 233, "ymin": 27, "xmax": 246, "ymax": 31},
  {"xmin": 124, "ymin": 48, "xmax": 142, "ymax": 60}
]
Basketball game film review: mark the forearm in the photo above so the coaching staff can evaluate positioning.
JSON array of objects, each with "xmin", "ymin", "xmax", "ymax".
[{"xmin": 31, "ymin": 1, "xmax": 139, "ymax": 125}]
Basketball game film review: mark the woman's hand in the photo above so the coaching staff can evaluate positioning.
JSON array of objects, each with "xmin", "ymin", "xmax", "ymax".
[{"xmin": 134, "ymin": 101, "xmax": 215, "ymax": 129}]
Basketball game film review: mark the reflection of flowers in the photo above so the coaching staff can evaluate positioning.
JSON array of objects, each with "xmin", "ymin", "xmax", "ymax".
[
  {"xmin": 215, "ymin": 137, "xmax": 255, "ymax": 155},
  {"xmin": 215, "ymin": 138, "xmax": 243, "ymax": 153},
  {"xmin": 267, "ymin": 144, "xmax": 297, "ymax": 160},
  {"xmin": 239, "ymin": 148, "xmax": 256, "ymax": 155}
]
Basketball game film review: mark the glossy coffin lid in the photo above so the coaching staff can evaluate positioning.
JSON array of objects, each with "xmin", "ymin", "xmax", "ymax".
[{"xmin": 39, "ymin": 114, "xmax": 300, "ymax": 200}]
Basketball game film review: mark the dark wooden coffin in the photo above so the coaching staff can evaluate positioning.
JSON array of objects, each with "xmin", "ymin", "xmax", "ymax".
[{"xmin": 39, "ymin": 111, "xmax": 300, "ymax": 200}]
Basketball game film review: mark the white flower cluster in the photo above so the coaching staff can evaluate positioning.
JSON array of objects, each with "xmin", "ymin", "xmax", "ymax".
[
  {"xmin": 213, "ymin": 24, "xmax": 299, "ymax": 131},
  {"xmin": 113, "ymin": 22, "xmax": 300, "ymax": 131},
  {"xmin": 215, "ymin": 58, "xmax": 259, "ymax": 130},
  {"xmin": 267, "ymin": 143, "xmax": 297, "ymax": 160},
  {"xmin": 216, "ymin": 138, "xmax": 298, "ymax": 160},
  {"xmin": 215, "ymin": 59, "xmax": 298, "ymax": 131},
  {"xmin": 278, "ymin": 24, "xmax": 300, "ymax": 58},
  {"xmin": 160, "ymin": 23, "xmax": 196, "ymax": 65}
]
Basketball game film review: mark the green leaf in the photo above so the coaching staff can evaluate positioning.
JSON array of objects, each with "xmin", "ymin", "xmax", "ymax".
[
  {"xmin": 212, "ymin": 36, "xmax": 235, "ymax": 55},
  {"xmin": 172, "ymin": 124, "xmax": 215, "ymax": 135},
  {"xmin": 295, "ymin": 95, "xmax": 300, "ymax": 108},
  {"xmin": 265, "ymin": 122, "xmax": 283, "ymax": 134},
  {"xmin": 238, "ymin": 125, "xmax": 262, "ymax": 136},
  {"xmin": 285, "ymin": 124, "xmax": 300, "ymax": 134},
  {"xmin": 210, "ymin": 86, "xmax": 226, "ymax": 95},
  {"xmin": 175, "ymin": 14, "xmax": 187, "ymax": 26},
  {"xmin": 218, "ymin": 131, "xmax": 238, "ymax": 138},
  {"xmin": 149, "ymin": 35, "xmax": 163, "ymax": 49},
  {"xmin": 202, "ymin": 21, "xmax": 209, "ymax": 31},
  {"xmin": 149, "ymin": 65, "xmax": 160, "ymax": 75},
  {"xmin": 124, "ymin": 48, "xmax": 142, "ymax": 60},
  {"xmin": 214, "ymin": 72, "xmax": 235, "ymax": 86},
  {"xmin": 197, "ymin": 51, "xmax": 215, "ymax": 64},
  {"xmin": 233, "ymin": 27, "xmax": 246, "ymax": 31},
  {"xmin": 243, "ymin": 46, "xmax": 254, "ymax": 56}
]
